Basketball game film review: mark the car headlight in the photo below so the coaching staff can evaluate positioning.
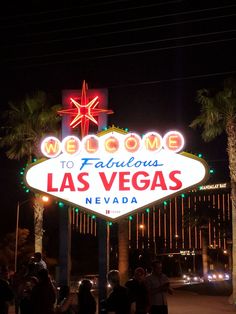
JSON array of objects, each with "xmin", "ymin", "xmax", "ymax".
[{"xmin": 208, "ymin": 275, "xmax": 212, "ymax": 280}]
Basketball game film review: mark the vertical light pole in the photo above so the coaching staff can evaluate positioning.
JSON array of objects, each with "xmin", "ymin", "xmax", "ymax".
[
  {"xmin": 15, "ymin": 196, "xmax": 49, "ymax": 273},
  {"xmin": 14, "ymin": 199, "xmax": 30, "ymax": 273},
  {"xmin": 14, "ymin": 201, "xmax": 20, "ymax": 273}
]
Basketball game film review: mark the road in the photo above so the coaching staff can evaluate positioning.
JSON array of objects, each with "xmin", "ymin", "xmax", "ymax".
[
  {"xmin": 168, "ymin": 289, "xmax": 235, "ymax": 314},
  {"xmin": 9, "ymin": 288, "xmax": 236, "ymax": 314}
]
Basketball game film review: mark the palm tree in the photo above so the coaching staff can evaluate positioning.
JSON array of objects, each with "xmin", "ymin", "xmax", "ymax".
[
  {"xmin": 190, "ymin": 77, "xmax": 236, "ymax": 302},
  {"xmin": 183, "ymin": 200, "xmax": 219, "ymax": 279},
  {"xmin": 118, "ymin": 218, "xmax": 129, "ymax": 285},
  {"xmin": 0, "ymin": 91, "xmax": 61, "ymax": 253}
]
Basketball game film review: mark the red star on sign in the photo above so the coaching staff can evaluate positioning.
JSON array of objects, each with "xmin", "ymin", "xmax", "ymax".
[{"xmin": 58, "ymin": 81, "xmax": 113, "ymax": 138}]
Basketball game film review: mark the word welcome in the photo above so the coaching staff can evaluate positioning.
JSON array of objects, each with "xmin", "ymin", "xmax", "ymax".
[{"xmin": 41, "ymin": 130, "xmax": 184, "ymax": 158}]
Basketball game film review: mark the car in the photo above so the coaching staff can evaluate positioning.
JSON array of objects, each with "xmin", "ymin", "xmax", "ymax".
[
  {"xmin": 207, "ymin": 271, "xmax": 230, "ymax": 282},
  {"xmin": 182, "ymin": 273, "xmax": 203, "ymax": 284},
  {"xmin": 78, "ymin": 275, "xmax": 98, "ymax": 289},
  {"xmin": 70, "ymin": 274, "xmax": 99, "ymax": 292}
]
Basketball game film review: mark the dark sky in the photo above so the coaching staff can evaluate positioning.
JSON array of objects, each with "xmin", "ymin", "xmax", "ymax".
[{"xmin": 0, "ymin": 0, "xmax": 235, "ymax": 237}]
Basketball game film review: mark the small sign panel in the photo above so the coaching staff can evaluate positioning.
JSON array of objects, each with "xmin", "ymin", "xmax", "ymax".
[{"xmin": 25, "ymin": 128, "xmax": 208, "ymax": 221}]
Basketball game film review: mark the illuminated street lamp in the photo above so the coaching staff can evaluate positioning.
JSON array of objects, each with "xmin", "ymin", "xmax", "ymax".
[
  {"xmin": 15, "ymin": 199, "xmax": 31, "ymax": 272},
  {"xmin": 14, "ymin": 195, "xmax": 49, "ymax": 272}
]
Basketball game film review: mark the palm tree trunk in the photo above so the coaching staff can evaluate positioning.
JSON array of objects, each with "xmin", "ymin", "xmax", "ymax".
[
  {"xmin": 226, "ymin": 122, "xmax": 236, "ymax": 304},
  {"xmin": 118, "ymin": 218, "xmax": 129, "ymax": 285},
  {"xmin": 33, "ymin": 197, "xmax": 44, "ymax": 253},
  {"xmin": 201, "ymin": 228, "xmax": 208, "ymax": 280},
  {"xmin": 230, "ymin": 181, "xmax": 236, "ymax": 304}
]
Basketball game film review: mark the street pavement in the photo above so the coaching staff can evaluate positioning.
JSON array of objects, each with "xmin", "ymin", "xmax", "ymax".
[
  {"xmin": 8, "ymin": 288, "xmax": 236, "ymax": 314},
  {"xmin": 168, "ymin": 289, "xmax": 236, "ymax": 314}
]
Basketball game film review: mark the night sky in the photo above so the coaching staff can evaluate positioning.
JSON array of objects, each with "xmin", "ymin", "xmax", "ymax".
[{"xmin": 0, "ymin": 0, "xmax": 235, "ymax": 241}]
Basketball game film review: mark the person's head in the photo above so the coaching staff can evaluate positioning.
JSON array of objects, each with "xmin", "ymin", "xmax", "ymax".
[
  {"xmin": 79, "ymin": 279, "xmax": 92, "ymax": 292},
  {"xmin": 134, "ymin": 267, "xmax": 146, "ymax": 282},
  {"xmin": 151, "ymin": 260, "xmax": 163, "ymax": 276},
  {"xmin": 34, "ymin": 252, "xmax": 42, "ymax": 262},
  {"xmin": 107, "ymin": 270, "xmax": 120, "ymax": 288}
]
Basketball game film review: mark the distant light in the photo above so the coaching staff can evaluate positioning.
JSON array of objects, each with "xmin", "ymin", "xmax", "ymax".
[
  {"xmin": 129, "ymin": 215, "xmax": 133, "ymax": 220},
  {"xmin": 163, "ymin": 201, "xmax": 168, "ymax": 206},
  {"xmin": 75, "ymin": 207, "xmax": 79, "ymax": 213},
  {"xmin": 91, "ymin": 215, "xmax": 96, "ymax": 219},
  {"xmin": 181, "ymin": 193, "xmax": 185, "ymax": 198},
  {"xmin": 198, "ymin": 153, "xmax": 203, "ymax": 158},
  {"xmin": 58, "ymin": 201, "xmax": 64, "ymax": 208},
  {"xmin": 146, "ymin": 208, "xmax": 150, "ymax": 213}
]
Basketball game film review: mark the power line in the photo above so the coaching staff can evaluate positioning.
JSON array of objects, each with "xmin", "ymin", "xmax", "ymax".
[
  {"xmin": 108, "ymin": 70, "xmax": 236, "ymax": 89},
  {"xmin": 0, "ymin": 0, "xmax": 182, "ymax": 21},
  {"xmin": 0, "ymin": 0, "xmax": 182, "ymax": 28},
  {"xmin": 9, "ymin": 36, "xmax": 236, "ymax": 68},
  {"xmin": 15, "ymin": 3, "xmax": 236, "ymax": 39},
  {"xmin": 4, "ymin": 11, "xmax": 236, "ymax": 49},
  {"xmin": 4, "ymin": 29, "xmax": 235, "ymax": 62}
]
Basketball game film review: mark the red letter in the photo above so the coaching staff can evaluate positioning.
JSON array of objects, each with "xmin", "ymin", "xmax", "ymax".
[
  {"xmin": 151, "ymin": 171, "xmax": 167, "ymax": 190},
  {"xmin": 119, "ymin": 172, "xmax": 130, "ymax": 190},
  {"xmin": 132, "ymin": 171, "xmax": 150, "ymax": 190},
  {"xmin": 47, "ymin": 173, "xmax": 58, "ymax": 192},
  {"xmin": 169, "ymin": 170, "xmax": 182, "ymax": 190},
  {"xmin": 99, "ymin": 172, "xmax": 117, "ymax": 191},
  {"xmin": 60, "ymin": 173, "xmax": 76, "ymax": 191},
  {"xmin": 77, "ymin": 173, "xmax": 89, "ymax": 191}
]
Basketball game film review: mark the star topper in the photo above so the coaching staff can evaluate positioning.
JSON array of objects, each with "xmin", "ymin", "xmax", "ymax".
[{"xmin": 58, "ymin": 81, "xmax": 113, "ymax": 138}]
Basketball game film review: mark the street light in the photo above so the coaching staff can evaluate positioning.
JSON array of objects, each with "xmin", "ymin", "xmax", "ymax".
[
  {"xmin": 14, "ymin": 195, "xmax": 49, "ymax": 272},
  {"xmin": 15, "ymin": 199, "xmax": 31, "ymax": 272}
]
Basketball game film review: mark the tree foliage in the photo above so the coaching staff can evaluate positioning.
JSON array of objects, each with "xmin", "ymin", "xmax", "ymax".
[
  {"xmin": 0, "ymin": 91, "xmax": 61, "ymax": 161},
  {"xmin": 190, "ymin": 77, "xmax": 236, "ymax": 302},
  {"xmin": 0, "ymin": 228, "xmax": 33, "ymax": 270}
]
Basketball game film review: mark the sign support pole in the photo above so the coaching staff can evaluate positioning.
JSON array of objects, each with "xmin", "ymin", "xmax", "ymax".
[
  {"xmin": 58, "ymin": 90, "xmax": 72, "ymax": 286},
  {"xmin": 97, "ymin": 92, "xmax": 108, "ymax": 313}
]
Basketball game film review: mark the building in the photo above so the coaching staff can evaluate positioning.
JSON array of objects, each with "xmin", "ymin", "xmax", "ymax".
[{"xmin": 71, "ymin": 182, "xmax": 232, "ymax": 274}]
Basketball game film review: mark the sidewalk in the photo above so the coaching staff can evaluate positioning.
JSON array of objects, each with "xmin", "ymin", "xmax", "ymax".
[{"xmin": 8, "ymin": 289, "xmax": 236, "ymax": 314}]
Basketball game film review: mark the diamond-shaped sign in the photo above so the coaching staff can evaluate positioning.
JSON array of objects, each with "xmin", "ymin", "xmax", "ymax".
[{"xmin": 25, "ymin": 129, "xmax": 208, "ymax": 221}]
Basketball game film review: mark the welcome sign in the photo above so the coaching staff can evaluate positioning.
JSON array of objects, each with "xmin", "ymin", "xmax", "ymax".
[{"xmin": 25, "ymin": 127, "xmax": 208, "ymax": 220}]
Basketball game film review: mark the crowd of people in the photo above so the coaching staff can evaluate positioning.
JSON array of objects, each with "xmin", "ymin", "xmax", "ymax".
[{"xmin": 0, "ymin": 254, "xmax": 172, "ymax": 314}]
